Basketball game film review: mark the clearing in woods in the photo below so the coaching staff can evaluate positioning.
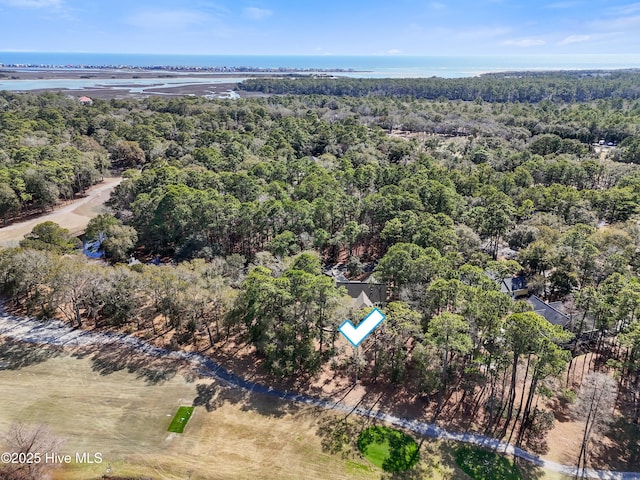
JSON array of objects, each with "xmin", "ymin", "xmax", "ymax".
[{"xmin": 0, "ymin": 176, "xmax": 122, "ymax": 247}]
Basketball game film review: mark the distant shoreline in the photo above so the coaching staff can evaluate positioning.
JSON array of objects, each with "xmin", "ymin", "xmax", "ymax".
[
  {"xmin": 0, "ymin": 64, "xmax": 364, "ymax": 74},
  {"xmin": 0, "ymin": 66, "xmax": 350, "ymax": 81},
  {"xmin": 2, "ymin": 53, "xmax": 640, "ymax": 80}
]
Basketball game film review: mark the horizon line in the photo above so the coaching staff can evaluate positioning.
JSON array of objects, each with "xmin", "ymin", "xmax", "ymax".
[{"xmin": 2, "ymin": 51, "xmax": 640, "ymax": 58}]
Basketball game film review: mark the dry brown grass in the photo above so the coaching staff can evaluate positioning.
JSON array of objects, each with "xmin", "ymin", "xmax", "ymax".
[
  {"xmin": 0, "ymin": 340, "xmax": 573, "ymax": 480},
  {"xmin": 0, "ymin": 346, "xmax": 376, "ymax": 480}
]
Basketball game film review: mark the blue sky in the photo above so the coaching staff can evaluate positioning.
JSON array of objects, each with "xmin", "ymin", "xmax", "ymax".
[{"xmin": 1, "ymin": 0, "xmax": 640, "ymax": 55}]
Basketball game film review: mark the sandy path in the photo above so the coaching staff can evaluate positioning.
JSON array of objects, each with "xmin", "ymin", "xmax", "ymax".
[{"xmin": 0, "ymin": 176, "xmax": 122, "ymax": 247}]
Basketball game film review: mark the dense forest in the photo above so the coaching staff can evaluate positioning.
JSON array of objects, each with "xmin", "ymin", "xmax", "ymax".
[
  {"xmin": 2, "ymin": 74, "xmax": 640, "ymax": 469},
  {"xmin": 241, "ymin": 70, "xmax": 640, "ymax": 103}
]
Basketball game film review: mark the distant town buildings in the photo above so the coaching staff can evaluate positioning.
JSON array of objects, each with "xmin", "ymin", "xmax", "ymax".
[{"xmin": 1, "ymin": 63, "xmax": 356, "ymax": 74}]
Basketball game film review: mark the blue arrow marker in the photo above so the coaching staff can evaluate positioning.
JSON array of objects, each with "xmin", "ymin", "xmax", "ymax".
[{"xmin": 339, "ymin": 308, "xmax": 386, "ymax": 347}]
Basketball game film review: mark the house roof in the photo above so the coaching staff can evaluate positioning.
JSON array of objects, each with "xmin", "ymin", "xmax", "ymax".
[
  {"xmin": 337, "ymin": 281, "xmax": 387, "ymax": 304},
  {"xmin": 486, "ymin": 271, "xmax": 528, "ymax": 297},
  {"xmin": 548, "ymin": 301, "xmax": 567, "ymax": 313},
  {"xmin": 507, "ymin": 276, "xmax": 527, "ymax": 291},
  {"xmin": 495, "ymin": 276, "xmax": 528, "ymax": 298},
  {"xmin": 528, "ymin": 295, "xmax": 571, "ymax": 328},
  {"xmin": 334, "ymin": 272, "xmax": 349, "ymax": 283},
  {"xmin": 354, "ymin": 291, "xmax": 374, "ymax": 309}
]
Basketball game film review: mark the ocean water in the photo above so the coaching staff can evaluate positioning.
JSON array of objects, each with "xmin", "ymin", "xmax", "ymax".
[{"xmin": 2, "ymin": 52, "xmax": 640, "ymax": 78}]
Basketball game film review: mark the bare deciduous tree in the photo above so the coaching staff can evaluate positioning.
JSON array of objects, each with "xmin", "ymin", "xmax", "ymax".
[
  {"xmin": 1, "ymin": 423, "xmax": 65, "ymax": 480},
  {"xmin": 571, "ymin": 372, "xmax": 617, "ymax": 479}
]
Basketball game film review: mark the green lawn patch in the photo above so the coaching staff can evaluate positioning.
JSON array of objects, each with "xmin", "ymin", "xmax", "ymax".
[
  {"xmin": 454, "ymin": 446, "xmax": 521, "ymax": 480},
  {"xmin": 357, "ymin": 425, "xmax": 419, "ymax": 472},
  {"xmin": 344, "ymin": 459, "xmax": 373, "ymax": 474},
  {"xmin": 167, "ymin": 406, "xmax": 194, "ymax": 433}
]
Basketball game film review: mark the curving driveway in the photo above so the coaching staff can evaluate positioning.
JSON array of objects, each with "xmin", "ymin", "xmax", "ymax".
[
  {"xmin": 0, "ymin": 176, "xmax": 123, "ymax": 247},
  {"xmin": 0, "ymin": 313, "xmax": 638, "ymax": 480}
]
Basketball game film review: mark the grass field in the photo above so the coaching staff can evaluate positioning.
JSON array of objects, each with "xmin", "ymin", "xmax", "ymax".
[
  {"xmin": 167, "ymin": 406, "xmax": 194, "ymax": 433},
  {"xmin": 0, "ymin": 338, "xmax": 574, "ymax": 480},
  {"xmin": 357, "ymin": 425, "xmax": 419, "ymax": 471},
  {"xmin": 455, "ymin": 446, "xmax": 521, "ymax": 480}
]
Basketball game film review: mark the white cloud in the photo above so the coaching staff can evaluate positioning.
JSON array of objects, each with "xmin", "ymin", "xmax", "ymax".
[
  {"xmin": 0, "ymin": 0, "xmax": 62, "ymax": 7},
  {"xmin": 385, "ymin": 48, "xmax": 402, "ymax": 55},
  {"xmin": 504, "ymin": 37, "xmax": 546, "ymax": 47},
  {"xmin": 243, "ymin": 7, "xmax": 272, "ymax": 20},
  {"xmin": 558, "ymin": 34, "xmax": 591, "ymax": 45},
  {"xmin": 430, "ymin": 2, "xmax": 446, "ymax": 9},
  {"xmin": 126, "ymin": 10, "xmax": 208, "ymax": 30}
]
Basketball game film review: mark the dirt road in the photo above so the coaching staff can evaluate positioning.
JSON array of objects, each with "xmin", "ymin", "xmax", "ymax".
[{"xmin": 0, "ymin": 176, "xmax": 123, "ymax": 247}]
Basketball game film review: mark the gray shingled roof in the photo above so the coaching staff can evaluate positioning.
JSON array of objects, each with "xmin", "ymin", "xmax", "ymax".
[
  {"xmin": 337, "ymin": 282, "xmax": 387, "ymax": 304},
  {"xmin": 527, "ymin": 295, "xmax": 571, "ymax": 328},
  {"xmin": 354, "ymin": 291, "xmax": 374, "ymax": 309}
]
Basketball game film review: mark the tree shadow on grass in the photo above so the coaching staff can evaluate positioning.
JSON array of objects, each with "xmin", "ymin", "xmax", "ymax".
[
  {"xmin": 315, "ymin": 416, "xmax": 441, "ymax": 480},
  {"xmin": 316, "ymin": 415, "xmax": 369, "ymax": 458},
  {"xmin": 382, "ymin": 431, "xmax": 420, "ymax": 472},
  {"xmin": 515, "ymin": 458, "xmax": 548, "ymax": 480},
  {"xmin": 357, "ymin": 425, "xmax": 420, "ymax": 473},
  {"xmin": 71, "ymin": 343, "xmax": 181, "ymax": 385},
  {"xmin": 238, "ymin": 390, "xmax": 302, "ymax": 418},
  {"xmin": 193, "ymin": 383, "xmax": 223, "ymax": 411},
  {"xmin": 453, "ymin": 444, "xmax": 547, "ymax": 480},
  {"xmin": 192, "ymin": 380, "xmax": 301, "ymax": 420},
  {"xmin": 379, "ymin": 462, "xmax": 438, "ymax": 480},
  {"xmin": 0, "ymin": 339, "xmax": 62, "ymax": 370},
  {"xmin": 192, "ymin": 382, "xmax": 245, "ymax": 412}
]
